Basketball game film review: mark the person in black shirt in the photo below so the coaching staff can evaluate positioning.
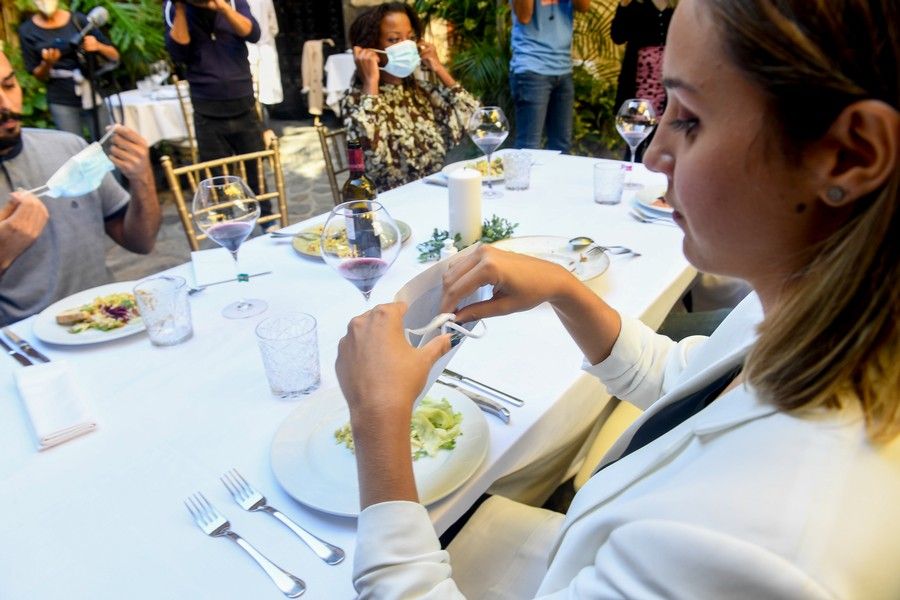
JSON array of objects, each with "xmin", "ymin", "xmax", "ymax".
[
  {"xmin": 164, "ymin": 0, "xmax": 273, "ymax": 222},
  {"xmin": 18, "ymin": 0, "xmax": 119, "ymax": 138}
]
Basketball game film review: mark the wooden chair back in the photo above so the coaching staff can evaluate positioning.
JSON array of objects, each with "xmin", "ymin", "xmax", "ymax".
[
  {"xmin": 315, "ymin": 118, "xmax": 349, "ymax": 205},
  {"xmin": 171, "ymin": 74, "xmax": 199, "ymax": 165},
  {"xmin": 160, "ymin": 138, "xmax": 288, "ymax": 251}
]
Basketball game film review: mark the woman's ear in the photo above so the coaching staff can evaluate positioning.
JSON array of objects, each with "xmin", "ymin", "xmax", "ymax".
[{"xmin": 811, "ymin": 100, "xmax": 899, "ymax": 207}]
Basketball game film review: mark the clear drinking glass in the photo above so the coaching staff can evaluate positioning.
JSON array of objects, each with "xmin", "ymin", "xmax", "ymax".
[
  {"xmin": 466, "ymin": 106, "xmax": 509, "ymax": 199},
  {"xmin": 320, "ymin": 200, "xmax": 401, "ymax": 302},
  {"xmin": 615, "ymin": 98, "xmax": 658, "ymax": 190},
  {"xmin": 593, "ymin": 162, "xmax": 626, "ymax": 205},
  {"xmin": 133, "ymin": 275, "xmax": 193, "ymax": 346},
  {"xmin": 192, "ymin": 176, "xmax": 268, "ymax": 319},
  {"xmin": 503, "ymin": 151, "xmax": 532, "ymax": 191},
  {"xmin": 256, "ymin": 312, "xmax": 320, "ymax": 398}
]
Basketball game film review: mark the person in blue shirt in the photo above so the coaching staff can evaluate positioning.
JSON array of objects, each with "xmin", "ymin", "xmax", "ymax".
[{"xmin": 509, "ymin": 0, "xmax": 590, "ymax": 153}]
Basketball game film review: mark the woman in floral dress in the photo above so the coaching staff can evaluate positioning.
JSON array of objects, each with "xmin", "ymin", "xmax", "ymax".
[{"xmin": 342, "ymin": 3, "xmax": 479, "ymax": 191}]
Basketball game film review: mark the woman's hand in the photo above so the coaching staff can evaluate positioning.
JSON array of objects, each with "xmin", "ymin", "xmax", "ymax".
[
  {"xmin": 440, "ymin": 245, "xmax": 579, "ymax": 322},
  {"xmin": 417, "ymin": 40, "xmax": 442, "ymax": 72},
  {"xmin": 353, "ymin": 46, "xmax": 381, "ymax": 95},
  {"xmin": 418, "ymin": 40, "xmax": 457, "ymax": 87},
  {"xmin": 40, "ymin": 48, "xmax": 61, "ymax": 66},
  {"xmin": 336, "ymin": 303, "xmax": 451, "ymax": 422}
]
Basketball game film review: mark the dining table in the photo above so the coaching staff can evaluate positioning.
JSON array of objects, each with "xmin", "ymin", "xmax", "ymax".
[
  {"xmin": 0, "ymin": 153, "xmax": 694, "ymax": 599},
  {"xmin": 107, "ymin": 85, "xmax": 191, "ymax": 147}
]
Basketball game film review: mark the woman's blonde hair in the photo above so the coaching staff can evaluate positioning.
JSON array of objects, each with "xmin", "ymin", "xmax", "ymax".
[{"xmin": 708, "ymin": 0, "xmax": 900, "ymax": 441}]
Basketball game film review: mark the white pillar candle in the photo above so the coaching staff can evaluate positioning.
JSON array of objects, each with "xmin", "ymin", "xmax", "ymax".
[{"xmin": 448, "ymin": 168, "xmax": 482, "ymax": 247}]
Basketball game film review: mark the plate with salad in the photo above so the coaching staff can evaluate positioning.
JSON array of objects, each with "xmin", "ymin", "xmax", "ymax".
[
  {"xmin": 442, "ymin": 157, "xmax": 505, "ymax": 182},
  {"xmin": 270, "ymin": 382, "xmax": 489, "ymax": 517},
  {"xmin": 32, "ymin": 281, "xmax": 145, "ymax": 345}
]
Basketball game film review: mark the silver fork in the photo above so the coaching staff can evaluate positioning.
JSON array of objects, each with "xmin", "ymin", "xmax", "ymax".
[
  {"xmin": 585, "ymin": 245, "xmax": 641, "ymax": 258},
  {"xmin": 221, "ymin": 470, "xmax": 345, "ymax": 565},
  {"xmin": 184, "ymin": 492, "xmax": 306, "ymax": 598}
]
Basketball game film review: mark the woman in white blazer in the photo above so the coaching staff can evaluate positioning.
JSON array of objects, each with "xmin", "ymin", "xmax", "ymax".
[{"xmin": 335, "ymin": 0, "xmax": 900, "ymax": 597}]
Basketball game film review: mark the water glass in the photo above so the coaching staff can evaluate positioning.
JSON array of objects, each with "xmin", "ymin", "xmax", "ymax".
[
  {"xmin": 133, "ymin": 275, "xmax": 193, "ymax": 346},
  {"xmin": 593, "ymin": 162, "xmax": 626, "ymax": 205},
  {"xmin": 256, "ymin": 312, "xmax": 320, "ymax": 399},
  {"xmin": 503, "ymin": 151, "xmax": 531, "ymax": 191}
]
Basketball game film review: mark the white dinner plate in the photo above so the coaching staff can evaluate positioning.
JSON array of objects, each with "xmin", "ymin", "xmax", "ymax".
[
  {"xmin": 491, "ymin": 236, "xmax": 611, "ymax": 282},
  {"xmin": 634, "ymin": 185, "xmax": 674, "ymax": 216},
  {"xmin": 32, "ymin": 281, "xmax": 145, "ymax": 346},
  {"xmin": 270, "ymin": 383, "xmax": 489, "ymax": 517},
  {"xmin": 442, "ymin": 158, "xmax": 505, "ymax": 182}
]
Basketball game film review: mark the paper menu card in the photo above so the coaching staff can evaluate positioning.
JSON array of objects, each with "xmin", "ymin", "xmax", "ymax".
[{"xmin": 191, "ymin": 247, "xmax": 270, "ymax": 287}]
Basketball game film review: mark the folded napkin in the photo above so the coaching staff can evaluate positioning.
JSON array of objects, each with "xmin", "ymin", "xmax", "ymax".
[
  {"xmin": 15, "ymin": 361, "xmax": 97, "ymax": 451},
  {"xmin": 191, "ymin": 247, "xmax": 270, "ymax": 287},
  {"xmin": 423, "ymin": 173, "xmax": 449, "ymax": 187}
]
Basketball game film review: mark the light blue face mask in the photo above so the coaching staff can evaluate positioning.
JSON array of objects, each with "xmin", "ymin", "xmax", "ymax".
[
  {"xmin": 380, "ymin": 40, "xmax": 421, "ymax": 79},
  {"xmin": 44, "ymin": 142, "xmax": 115, "ymax": 198}
]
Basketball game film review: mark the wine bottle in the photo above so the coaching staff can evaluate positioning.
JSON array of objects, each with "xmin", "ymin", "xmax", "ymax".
[{"xmin": 342, "ymin": 140, "xmax": 381, "ymax": 258}]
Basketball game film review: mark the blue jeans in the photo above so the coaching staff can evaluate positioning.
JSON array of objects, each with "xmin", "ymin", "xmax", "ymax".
[{"xmin": 509, "ymin": 70, "xmax": 574, "ymax": 152}]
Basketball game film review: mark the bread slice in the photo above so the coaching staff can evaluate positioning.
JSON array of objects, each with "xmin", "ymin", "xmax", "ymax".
[{"xmin": 56, "ymin": 309, "xmax": 89, "ymax": 325}]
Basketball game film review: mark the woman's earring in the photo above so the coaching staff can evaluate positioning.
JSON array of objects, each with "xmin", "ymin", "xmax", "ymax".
[{"xmin": 826, "ymin": 186, "xmax": 846, "ymax": 203}]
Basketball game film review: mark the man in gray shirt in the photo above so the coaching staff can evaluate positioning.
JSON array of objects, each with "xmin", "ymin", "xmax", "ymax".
[{"xmin": 0, "ymin": 48, "xmax": 160, "ymax": 326}]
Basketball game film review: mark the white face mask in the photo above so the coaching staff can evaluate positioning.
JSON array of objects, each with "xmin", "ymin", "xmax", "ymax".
[
  {"xmin": 45, "ymin": 142, "xmax": 115, "ymax": 198},
  {"xmin": 381, "ymin": 40, "xmax": 421, "ymax": 79},
  {"xmin": 33, "ymin": 0, "xmax": 59, "ymax": 17}
]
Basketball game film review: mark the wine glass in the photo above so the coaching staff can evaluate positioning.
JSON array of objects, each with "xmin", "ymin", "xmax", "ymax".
[
  {"xmin": 192, "ymin": 176, "xmax": 268, "ymax": 319},
  {"xmin": 615, "ymin": 98, "xmax": 658, "ymax": 190},
  {"xmin": 320, "ymin": 200, "xmax": 401, "ymax": 302},
  {"xmin": 466, "ymin": 106, "xmax": 509, "ymax": 199}
]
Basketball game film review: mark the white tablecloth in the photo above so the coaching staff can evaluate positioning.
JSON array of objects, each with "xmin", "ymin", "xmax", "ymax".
[
  {"xmin": 109, "ymin": 86, "xmax": 191, "ymax": 147},
  {"xmin": 0, "ymin": 155, "xmax": 694, "ymax": 599},
  {"xmin": 324, "ymin": 52, "xmax": 356, "ymax": 116}
]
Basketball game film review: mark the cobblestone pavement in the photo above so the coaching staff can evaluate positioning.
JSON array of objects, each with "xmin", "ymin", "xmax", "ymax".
[{"xmin": 106, "ymin": 120, "xmax": 340, "ymax": 282}]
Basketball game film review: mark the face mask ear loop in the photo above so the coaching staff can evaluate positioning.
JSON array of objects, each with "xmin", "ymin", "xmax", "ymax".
[
  {"xmin": 25, "ymin": 185, "xmax": 50, "ymax": 197},
  {"xmin": 404, "ymin": 312, "xmax": 457, "ymax": 345},
  {"xmin": 441, "ymin": 319, "xmax": 487, "ymax": 340}
]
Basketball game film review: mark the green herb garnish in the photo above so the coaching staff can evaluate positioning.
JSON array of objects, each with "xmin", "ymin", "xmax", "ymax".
[{"xmin": 416, "ymin": 215, "xmax": 519, "ymax": 262}]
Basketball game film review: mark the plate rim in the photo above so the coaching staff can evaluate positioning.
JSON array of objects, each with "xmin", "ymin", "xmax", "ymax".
[
  {"xmin": 491, "ymin": 235, "xmax": 611, "ymax": 282},
  {"xmin": 32, "ymin": 281, "xmax": 145, "ymax": 346},
  {"xmin": 291, "ymin": 220, "xmax": 412, "ymax": 259},
  {"xmin": 270, "ymin": 384, "xmax": 489, "ymax": 517},
  {"xmin": 634, "ymin": 189, "xmax": 674, "ymax": 215}
]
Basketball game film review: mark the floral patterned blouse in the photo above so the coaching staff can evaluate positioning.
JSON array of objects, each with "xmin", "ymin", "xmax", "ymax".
[{"xmin": 342, "ymin": 80, "xmax": 480, "ymax": 191}]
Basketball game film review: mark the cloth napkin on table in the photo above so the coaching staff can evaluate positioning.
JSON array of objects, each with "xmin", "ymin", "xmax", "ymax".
[
  {"xmin": 191, "ymin": 247, "xmax": 270, "ymax": 287},
  {"xmin": 15, "ymin": 361, "xmax": 97, "ymax": 451}
]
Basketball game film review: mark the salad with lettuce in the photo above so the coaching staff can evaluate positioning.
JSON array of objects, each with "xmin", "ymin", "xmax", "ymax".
[{"xmin": 334, "ymin": 397, "xmax": 463, "ymax": 460}]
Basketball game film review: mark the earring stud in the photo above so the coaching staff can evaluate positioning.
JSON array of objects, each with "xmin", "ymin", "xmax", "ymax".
[{"xmin": 826, "ymin": 186, "xmax": 846, "ymax": 203}]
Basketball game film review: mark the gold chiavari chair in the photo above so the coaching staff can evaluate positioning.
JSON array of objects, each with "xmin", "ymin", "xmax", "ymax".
[
  {"xmin": 160, "ymin": 138, "xmax": 288, "ymax": 251},
  {"xmin": 171, "ymin": 74, "xmax": 199, "ymax": 165},
  {"xmin": 315, "ymin": 117, "xmax": 349, "ymax": 206}
]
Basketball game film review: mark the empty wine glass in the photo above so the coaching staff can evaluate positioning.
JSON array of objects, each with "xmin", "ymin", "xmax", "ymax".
[
  {"xmin": 192, "ymin": 176, "xmax": 268, "ymax": 319},
  {"xmin": 467, "ymin": 106, "xmax": 509, "ymax": 199},
  {"xmin": 320, "ymin": 200, "xmax": 401, "ymax": 302},
  {"xmin": 615, "ymin": 98, "xmax": 658, "ymax": 190}
]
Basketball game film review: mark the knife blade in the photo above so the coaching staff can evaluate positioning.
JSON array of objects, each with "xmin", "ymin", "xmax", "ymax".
[
  {"xmin": 436, "ymin": 377, "xmax": 511, "ymax": 423},
  {"xmin": 441, "ymin": 368, "xmax": 525, "ymax": 407},
  {"xmin": 2, "ymin": 328, "xmax": 50, "ymax": 363},
  {"xmin": 0, "ymin": 336, "xmax": 33, "ymax": 366}
]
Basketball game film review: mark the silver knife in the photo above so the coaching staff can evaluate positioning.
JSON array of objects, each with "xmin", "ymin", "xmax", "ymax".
[
  {"xmin": 2, "ymin": 328, "xmax": 50, "ymax": 363},
  {"xmin": 0, "ymin": 336, "xmax": 33, "ymax": 366},
  {"xmin": 437, "ymin": 377, "xmax": 511, "ymax": 423},
  {"xmin": 442, "ymin": 368, "xmax": 525, "ymax": 407}
]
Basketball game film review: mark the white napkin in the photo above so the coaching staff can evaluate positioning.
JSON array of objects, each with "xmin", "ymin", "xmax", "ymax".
[
  {"xmin": 15, "ymin": 361, "xmax": 97, "ymax": 451},
  {"xmin": 191, "ymin": 247, "xmax": 270, "ymax": 287}
]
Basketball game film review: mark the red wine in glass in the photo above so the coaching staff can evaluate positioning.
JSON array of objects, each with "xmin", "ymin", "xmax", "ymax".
[
  {"xmin": 337, "ymin": 257, "xmax": 389, "ymax": 296},
  {"xmin": 206, "ymin": 221, "xmax": 253, "ymax": 253}
]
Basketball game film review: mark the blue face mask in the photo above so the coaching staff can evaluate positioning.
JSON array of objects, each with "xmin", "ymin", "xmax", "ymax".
[
  {"xmin": 45, "ymin": 142, "xmax": 115, "ymax": 198},
  {"xmin": 381, "ymin": 40, "xmax": 421, "ymax": 79}
]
